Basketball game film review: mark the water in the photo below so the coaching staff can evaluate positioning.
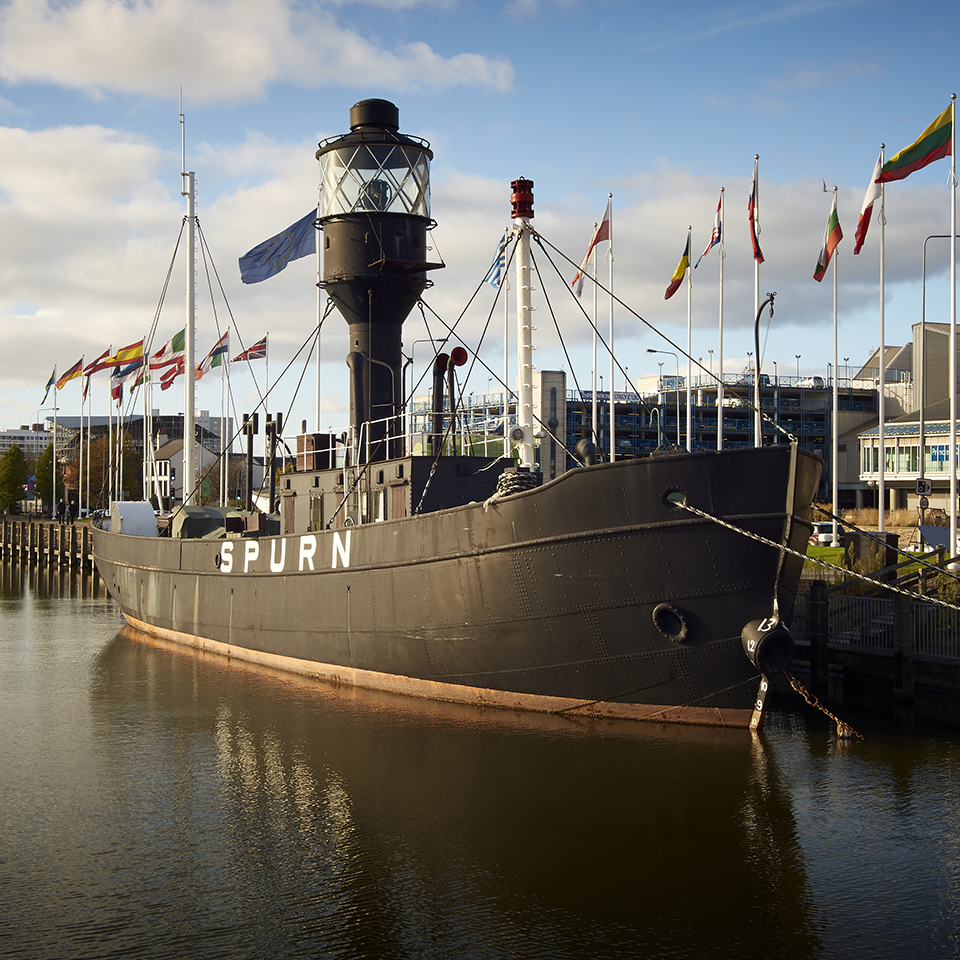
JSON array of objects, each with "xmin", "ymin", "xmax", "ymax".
[{"xmin": 2, "ymin": 562, "xmax": 960, "ymax": 960}]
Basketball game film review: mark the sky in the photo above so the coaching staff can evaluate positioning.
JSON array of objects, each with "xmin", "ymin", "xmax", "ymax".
[{"xmin": 0, "ymin": 0, "xmax": 957, "ymax": 442}]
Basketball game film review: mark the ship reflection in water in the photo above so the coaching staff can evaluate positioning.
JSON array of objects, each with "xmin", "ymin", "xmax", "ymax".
[
  {"xmin": 3, "ymin": 571, "xmax": 960, "ymax": 959},
  {"xmin": 90, "ymin": 626, "xmax": 816, "ymax": 960}
]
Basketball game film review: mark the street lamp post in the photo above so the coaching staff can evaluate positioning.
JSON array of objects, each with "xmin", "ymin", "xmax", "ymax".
[
  {"xmin": 753, "ymin": 292, "xmax": 776, "ymax": 447},
  {"xmin": 773, "ymin": 361, "xmax": 779, "ymax": 442},
  {"xmin": 647, "ymin": 348, "xmax": 680, "ymax": 446},
  {"xmin": 796, "ymin": 354, "xmax": 801, "ymax": 382}
]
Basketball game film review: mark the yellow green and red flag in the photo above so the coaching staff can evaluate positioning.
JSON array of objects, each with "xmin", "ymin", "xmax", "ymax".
[{"xmin": 877, "ymin": 104, "xmax": 953, "ymax": 183}]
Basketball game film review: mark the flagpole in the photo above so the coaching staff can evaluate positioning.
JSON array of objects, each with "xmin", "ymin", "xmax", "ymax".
[
  {"xmin": 685, "ymin": 225, "xmax": 692, "ymax": 452},
  {"xmin": 950, "ymin": 94, "xmax": 957, "ymax": 560},
  {"xmin": 753, "ymin": 155, "xmax": 760, "ymax": 450},
  {"xmin": 718, "ymin": 188, "xmax": 725, "ymax": 450},
  {"xmin": 78, "ymin": 358, "xmax": 84, "ymax": 519},
  {"xmin": 503, "ymin": 276, "xmax": 509, "ymax": 459},
  {"xmin": 183, "ymin": 170, "xmax": 197, "ymax": 507},
  {"xmin": 878, "ymin": 147, "xmax": 886, "ymax": 533},
  {"xmin": 316, "ymin": 202, "xmax": 322, "ymax": 434},
  {"xmin": 108, "ymin": 377, "xmax": 113, "ymax": 504},
  {"xmin": 142, "ymin": 370, "xmax": 149, "ymax": 503},
  {"xmin": 85, "ymin": 376, "xmax": 90, "ymax": 517},
  {"xmin": 53, "ymin": 387, "xmax": 58, "ymax": 513},
  {"xmin": 607, "ymin": 194, "xmax": 614, "ymax": 463},
  {"xmin": 220, "ymin": 352, "xmax": 227, "ymax": 508},
  {"xmin": 265, "ymin": 331, "xmax": 270, "ymax": 488},
  {"xmin": 591, "ymin": 225, "xmax": 598, "ymax": 448},
  {"xmin": 831, "ymin": 193, "xmax": 840, "ymax": 547}
]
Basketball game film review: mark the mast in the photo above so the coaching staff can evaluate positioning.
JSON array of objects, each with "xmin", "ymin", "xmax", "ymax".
[
  {"xmin": 183, "ymin": 171, "xmax": 197, "ymax": 505},
  {"xmin": 511, "ymin": 179, "xmax": 535, "ymax": 470}
]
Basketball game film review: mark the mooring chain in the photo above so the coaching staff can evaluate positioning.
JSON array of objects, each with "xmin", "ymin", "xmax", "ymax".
[
  {"xmin": 678, "ymin": 500, "xmax": 960, "ymax": 613},
  {"xmin": 782, "ymin": 667, "xmax": 863, "ymax": 740}
]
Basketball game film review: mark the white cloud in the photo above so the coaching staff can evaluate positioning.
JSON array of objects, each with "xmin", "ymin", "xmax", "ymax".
[
  {"xmin": 766, "ymin": 59, "xmax": 884, "ymax": 93},
  {"xmin": 0, "ymin": 0, "xmax": 514, "ymax": 103},
  {"xmin": 0, "ymin": 118, "xmax": 949, "ymax": 429}
]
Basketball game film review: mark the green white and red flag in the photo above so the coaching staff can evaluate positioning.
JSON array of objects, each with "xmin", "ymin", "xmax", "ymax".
[{"xmin": 813, "ymin": 193, "xmax": 842, "ymax": 282}]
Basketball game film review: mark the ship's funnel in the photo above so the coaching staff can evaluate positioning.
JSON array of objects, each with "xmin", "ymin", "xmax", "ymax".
[{"xmin": 317, "ymin": 99, "xmax": 442, "ymax": 462}]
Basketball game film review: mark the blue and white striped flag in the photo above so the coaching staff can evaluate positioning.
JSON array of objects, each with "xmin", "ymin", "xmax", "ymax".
[{"xmin": 485, "ymin": 230, "xmax": 510, "ymax": 288}]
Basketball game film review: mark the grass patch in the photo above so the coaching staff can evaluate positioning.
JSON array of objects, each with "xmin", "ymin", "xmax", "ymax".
[{"xmin": 805, "ymin": 545, "xmax": 845, "ymax": 568}]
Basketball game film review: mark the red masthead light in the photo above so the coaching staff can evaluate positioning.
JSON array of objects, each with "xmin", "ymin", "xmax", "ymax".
[{"xmin": 510, "ymin": 178, "xmax": 534, "ymax": 220}]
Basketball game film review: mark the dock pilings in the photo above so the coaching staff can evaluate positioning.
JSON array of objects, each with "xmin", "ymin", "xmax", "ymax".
[{"xmin": 0, "ymin": 517, "xmax": 95, "ymax": 571}]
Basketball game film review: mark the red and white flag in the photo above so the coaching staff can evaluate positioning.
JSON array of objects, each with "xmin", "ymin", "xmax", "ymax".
[
  {"xmin": 695, "ymin": 193, "xmax": 722, "ymax": 268},
  {"xmin": 748, "ymin": 157, "xmax": 764, "ymax": 264},
  {"xmin": 854, "ymin": 152, "xmax": 882, "ymax": 255},
  {"xmin": 571, "ymin": 198, "xmax": 611, "ymax": 297}
]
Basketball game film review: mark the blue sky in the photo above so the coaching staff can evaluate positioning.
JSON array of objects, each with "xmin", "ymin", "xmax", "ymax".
[{"xmin": 0, "ymin": 0, "xmax": 956, "ymax": 437}]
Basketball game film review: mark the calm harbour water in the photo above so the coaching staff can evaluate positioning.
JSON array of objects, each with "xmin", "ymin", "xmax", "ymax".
[{"xmin": 2, "ymin": 562, "xmax": 960, "ymax": 960}]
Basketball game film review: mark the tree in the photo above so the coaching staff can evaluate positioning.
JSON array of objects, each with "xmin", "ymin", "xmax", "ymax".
[
  {"xmin": 72, "ymin": 433, "xmax": 142, "ymax": 509},
  {"xmin": 0, "ymin": 445, "xmax": 29, "ymax": 513}
]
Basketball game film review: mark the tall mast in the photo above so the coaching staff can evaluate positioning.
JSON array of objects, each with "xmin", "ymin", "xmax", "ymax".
[
  {"xmin": 511, "ymin": 179, "xmax": 535, "ymax": 470},
  {"xmin": 182, "ymin": 170, "xmax": 197, "ymax": 505}
]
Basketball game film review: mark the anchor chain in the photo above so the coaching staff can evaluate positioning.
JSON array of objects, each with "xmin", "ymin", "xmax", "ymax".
[{"xmin": 782, "ymin": 667, "xmax": 863, "ymax": 740}]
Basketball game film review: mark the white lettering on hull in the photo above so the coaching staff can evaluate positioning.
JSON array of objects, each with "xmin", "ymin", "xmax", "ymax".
[
  {"xmin": 333, "ymin": 531, "xmax": 351, "ymax": 569},
  {"xmin": 218, "ymin": 531, "xmax": 352, "ymax": 575}
]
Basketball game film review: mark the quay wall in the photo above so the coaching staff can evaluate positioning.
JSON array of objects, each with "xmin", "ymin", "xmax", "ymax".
[{"xmin": 792, "ymin": 579, "xmax": 960, "ymax": 722}]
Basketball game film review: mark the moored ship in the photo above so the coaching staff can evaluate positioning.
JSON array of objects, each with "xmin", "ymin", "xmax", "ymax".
[{"xmin": 94, "ymin": 99, "xmax": 821, "ymax": 728}]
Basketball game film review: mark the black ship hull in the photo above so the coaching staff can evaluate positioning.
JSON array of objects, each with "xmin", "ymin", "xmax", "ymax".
[{"xmin": 94, "ymin": 443, "xmax": 821, "ymax": 727}]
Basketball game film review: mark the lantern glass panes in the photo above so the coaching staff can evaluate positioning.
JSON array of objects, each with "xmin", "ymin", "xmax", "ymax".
[{"xmin": 320, "ymin": 144, "xmax": 430, "ymax": 219}]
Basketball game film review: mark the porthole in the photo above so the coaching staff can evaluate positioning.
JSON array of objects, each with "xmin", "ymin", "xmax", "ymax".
[
  {"xmin": 664, "ymin": 490, "xmax": 687, "ymax": 509},
  {"xmin": 652, "ymin": 603, "xmax": 689, "ymax": 643}
]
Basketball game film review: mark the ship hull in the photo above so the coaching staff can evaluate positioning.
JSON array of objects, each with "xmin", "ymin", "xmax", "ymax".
[{"xmin": 94, "ymin": 444, "xmax": 821, "ymax": 727}]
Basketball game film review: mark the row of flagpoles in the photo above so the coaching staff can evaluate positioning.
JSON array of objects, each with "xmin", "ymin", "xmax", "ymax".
[
  {"xmin": 39, "ymin": 331, "xmax": 268, "ymax": 512},
  {"xmin": 42, "ymin": 331, "xmax": 269, "ymax": 410},
  {"xmin": 561, "ymin": 98, "xmax": 956, "ymax": 546}
]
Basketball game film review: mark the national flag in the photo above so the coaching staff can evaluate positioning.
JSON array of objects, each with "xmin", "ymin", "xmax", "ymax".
[
  {"xmin": 84, "ymin": 347, "xmax": 112, "ymax": 376},
  {"xmin": 160, "ymin": 358, "xmax": 185, "ymax": 391},
  {"xmin": 877, "ymin": 104, "xmax": 953, "ymax": 183},
  {"xmin": 748, "ymin": 157, "xmax": 764, "ymax": 264},
  {"xmin": 113, "ymin": 359, "xmax": 143, "ymax": 385},
  {"xmin": 103, "ymin": 339, "xmax": 144, "ymax": 368},
  {"xmin": 694, "ymin": 194, "xmax": 722, "ymax": 268},
  {"xmin": 854, "ymin": 152, "xmax": 883, "ymax": 255},
  {"xmin": 813, "ymin": 193, "xmax": 843, "ymax": 282},
  {"xmin": 111, "ymin": 358, "xmax": 143, "ymax": 401},
  {"xmin": 41, "ymin": 367, "xmax": 56, "ymax": 405},
  {"xmin": 664, "ymin": 235, "xmax": 690, "ymax": 300},
  {"xmin": 233, "ymin": 335, "xmax": 267, "ymax": 363},
  {"xmin": 150, "ymin": 328, "xmax": 186, "ymax": 370},
  {"xmin": 485, "ymin": 230, "xmax": 510, "ymax": 288},
  {"xmin": 239, "ymin": 210, "xmax": 318, "ymax": 284},
  {"xmin": 56, "ymin": 358, "xmax": 83, "ymax": 390},
  {"xmin": 195, "ymin": 330, "xmax": 229, "ymax": 381},
  {"xmin": 572, "ymin": 198, "xmax": 612, "ymax": 297}
]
